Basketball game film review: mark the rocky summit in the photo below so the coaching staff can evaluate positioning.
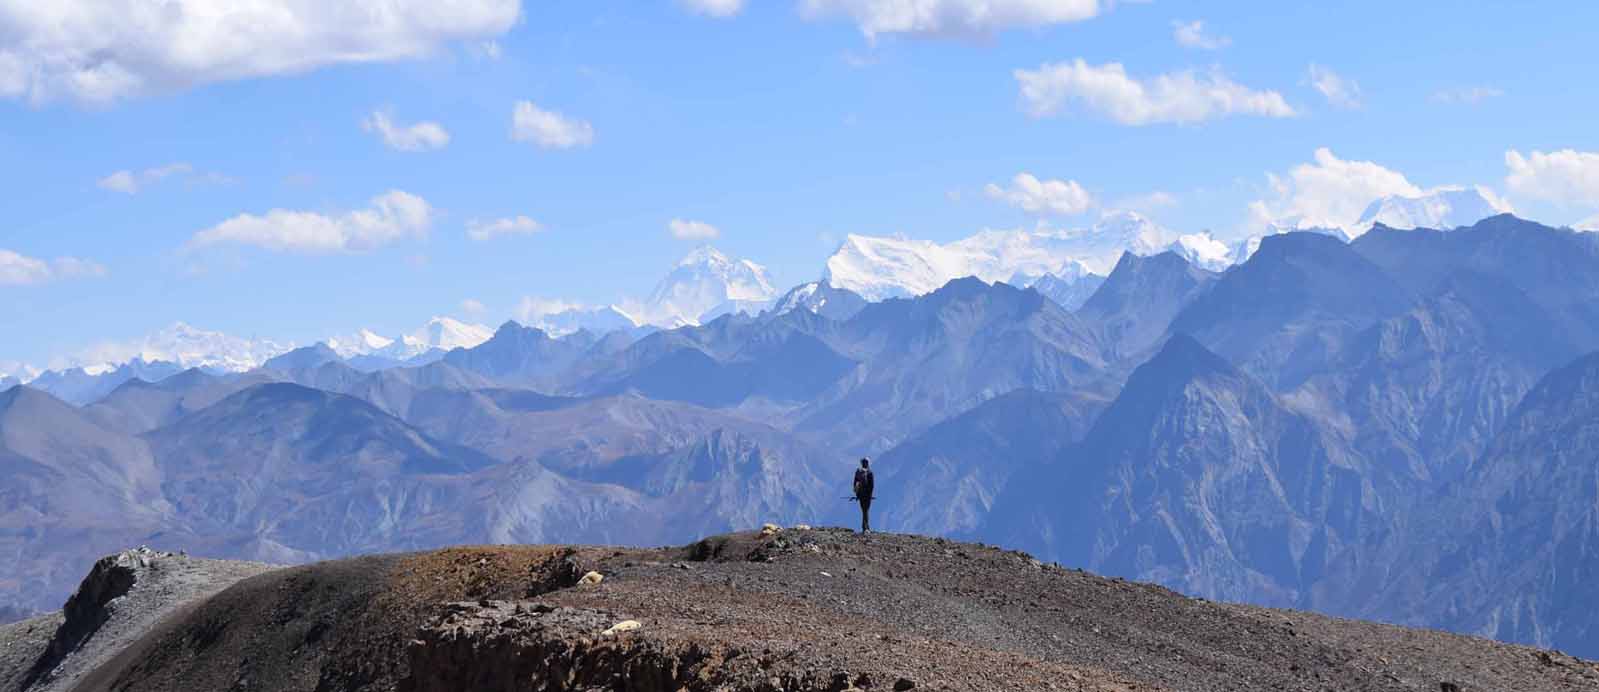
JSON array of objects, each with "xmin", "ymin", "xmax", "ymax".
[{"xmin": 4, "ymin": 529, "xmax": 1595, "ymax": 692}]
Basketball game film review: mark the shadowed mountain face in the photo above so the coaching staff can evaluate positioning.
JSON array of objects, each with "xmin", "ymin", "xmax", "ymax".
[
  {"xmin": 1171, "ymin": 232, "xmax": 1414, "ymax": 389},
  {"xmin": 0, "ymin": 386, "xmax": 173, "ymax": 614},
  {"xmin": 85, "ymin": 368, "xmax": 275, "ymax": 434},
  {"xmin": 146, "ymin": 383, "xmax": 497, "ymax": 559},
  {"xmin": 796, "ymin": 278, "xmax": 1110, "ymax": 453},
  {"xmin": 1354, "ymin": 215, "xmax": 1599, "ymax": 347},
  {"xmin": 1289, "ymin": 270, "xmax": 1581, "ymax": 483},
  {"xmin": 1077, "ymin": 251, "xmax": 1219, "ymax": 363},
  {"xmin": 869, "ymin": 387, "xmax": 1109, "ymax": 537},
  {"xmin": 441, "ymin": 322, "xmax": 599, "ymax": 387},
  {"xmin": 1370, "ymin": 350, "xmax": 1599, "ymax": 655},
  {"xmin": 984, "ymin": 336, "xmax": 1390, "ymax": 608},
  {"xmin": 589, "ymin": 331, "xmax": 858, "ymax": 408},
  {"xmin": 27, "ymin": 359, "xmax": 185, "ymax": 407}
]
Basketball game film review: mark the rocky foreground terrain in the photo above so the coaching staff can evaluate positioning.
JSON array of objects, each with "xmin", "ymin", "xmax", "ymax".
[{"xmin": 3, "ymin": 528, "xmax": 1596, "ymax": 692}]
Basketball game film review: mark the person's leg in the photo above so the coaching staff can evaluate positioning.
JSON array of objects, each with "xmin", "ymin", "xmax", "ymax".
[{"xmin": 861, "ymin": 499, "xmax": 872, "ymax": 532}]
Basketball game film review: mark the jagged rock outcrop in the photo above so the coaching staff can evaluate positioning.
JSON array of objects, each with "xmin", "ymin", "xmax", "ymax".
[{"xmin": 7, "ymin": 546, "xmax": 274, "ymax": 692}]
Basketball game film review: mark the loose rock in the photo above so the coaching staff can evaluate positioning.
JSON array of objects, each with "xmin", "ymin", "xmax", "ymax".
[{"xmin": 601, "ymin": 620, "xmax": 641, "ymax": 637}]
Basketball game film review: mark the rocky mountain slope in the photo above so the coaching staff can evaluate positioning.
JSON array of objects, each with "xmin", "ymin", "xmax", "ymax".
[{"xmin": 9, "ymin": 529, "xmax": 1595, "ymax": 692}]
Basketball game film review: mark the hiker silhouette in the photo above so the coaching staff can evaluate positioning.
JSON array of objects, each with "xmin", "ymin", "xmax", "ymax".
[{"xmin": 853, "ymin": 458, "xmax": 875, "ymax": 532}]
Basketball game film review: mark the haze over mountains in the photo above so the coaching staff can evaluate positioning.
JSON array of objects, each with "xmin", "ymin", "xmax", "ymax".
[{"xmin": 10, "ymin": 212, "xmax": 1599, "ymax": 660}]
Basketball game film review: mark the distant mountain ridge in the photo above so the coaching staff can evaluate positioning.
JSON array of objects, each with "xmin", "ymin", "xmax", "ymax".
[{"xmin": 11, "ymin": 214, "xmax": 1599, "ymax": 662}]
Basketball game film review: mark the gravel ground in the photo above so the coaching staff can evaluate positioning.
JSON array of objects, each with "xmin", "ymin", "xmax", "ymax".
[
  {"xmin": 66, "ymin": 529, "xmax": 1599, "ymax": 691},
  {"xmin": 0, "ymin": 614, "xmax": 63, "ymax": 692}
]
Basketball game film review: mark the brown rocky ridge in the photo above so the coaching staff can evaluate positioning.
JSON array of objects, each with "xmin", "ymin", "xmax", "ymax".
[{"xmin": 6, "ymin": 528, "xmax": 1596, "ymax": 691}]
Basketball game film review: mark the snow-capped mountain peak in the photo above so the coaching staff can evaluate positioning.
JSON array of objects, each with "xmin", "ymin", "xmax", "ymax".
[
  {"xmin": 320, "ymin": 318, "xmax": 493, "ymax": 363},
  {"xmin": 65, "ymin": 322, "xmax": 293, "ymax": 373},
  {"xmin": 1355, "ymin": 186, "xmax": 1513, "ymax": 233},
  {"xmin": 637, "ymin": 245, "xmax": 777, "ymax": 326},
  {"xmin": 324, "ymin": 329, "xmax": 396, "ymax": 358},
  {"xmin": 1167, "ymin": 232, "xmax": 1232, "ymax": 272},
  {"xmin": 822, "ymin": 212, "xmax": 1177, "ymax": 301},
  {"xmin": 403, "ymin": 317, "xmax": 494, "ymax": 352},
  {"xmin": 0, "ymin": 361, "xmax": 41, "ymax": 384}
]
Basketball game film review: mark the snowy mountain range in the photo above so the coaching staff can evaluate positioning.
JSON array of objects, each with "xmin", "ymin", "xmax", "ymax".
[
  {"xmin": 324, "ymin": 317, "xmax": 494, "ymax": 361},
  {"xmin": 4, "ymin": 190, "xmax": 1525, "ymax": 383},
  {"xmin": 636, "ymin": 246, "xmax": 777, "ymax": 325},
  {"xmin": 1355, "ymin": 186, "xmax": 1514, "ymax": 233},
  {"xmin": 521, "ymin": 246, "xmax": 779, "ymax": 336},
  {"xmin": 821, "ymin": 211, "xmax": 1208, "ymax": 302},
  {"xmin": 1231, "ymin": 187, "xmax": 1513, "ymax": 264},
  {"xmin": 62, "ymin": 322, "xmax": 292, "ymax": 375}
]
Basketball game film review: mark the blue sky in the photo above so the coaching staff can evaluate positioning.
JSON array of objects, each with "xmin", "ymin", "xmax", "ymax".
[{"xmin": 4, "ymin": 0, "xmax": 1599, "ymax": 367}]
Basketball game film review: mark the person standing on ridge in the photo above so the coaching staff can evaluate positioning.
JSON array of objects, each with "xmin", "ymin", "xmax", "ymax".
[{"xmin": 853, "ymin": 458, "xmax": 875, "ymax": 533}]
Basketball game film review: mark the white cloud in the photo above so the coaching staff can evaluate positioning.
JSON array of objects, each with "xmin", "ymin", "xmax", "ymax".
[
  {"xmin": 679, "ymin": 0, "xmax": 746, "ymax": 18},
  {"xmin": 1308, "ymin": 64, "xmax": 1361, "ymax": 109},
  {"xmin": 1172, "ymin": 20, "xmax": 1229, "ymax": 50},
  {"xmin": 1431, "ymin": 86, "xmax": 1503, "ymax": 105},
  {"xmin": 984, "ymin": 173, "xmax": 1095, "ymax": 215},
  {"xmin": 0, "ymin": 249, "xmax": 107, "ymax": 286},
  {"xmin": 0, "ymin": 0, "xmax": 521, "ymax": 105},
  {"xmin": 460, "ymin": 298, "xmax": 487, "ymax": 315},
  {"xmin": 511, "ymin": 101, "xmax": 595, "ymax": 150},
  {"xmin": 1504, "ymin": 149, "xmax": 1599, "ymax": 206},
  {"xmin": 800, "ymin": 0, "xmax": 1102, "ymax": 38},
  {"xmin": 1115, "ymin": 190, "xmax": 1178, "ymax": 214},
  {"xmin": 97, "ymin": 162, "xmax": 207, "ymax": 193},
  {"xmin": 362, "ymin": 110, "xmax": 450, "ymax": 152},
  {"xmin": 1248, "ymin": 148, "xmax": 1421, "ymax": 231},
  {"xmin": 188, "ymin": 190, "xmax": 433, "ymax": 254},
  {"xmin": 668, "ymin": 219, "xmax": 721, "ymax": 240},
  {"xmin": 472, "ymin": 40, "xmax": 503, "ymax": 60},
  {"xmin": 98, "ymin": 170, "xmax": 139, "ymax": 194},
  {"xmin": 515, "ymin": 296, "xmax": 586, "ymax": 322},
  {"xmin": 1015, "ymin": 59, "xmax": 1296, "ymax": 125},
  {"xmin": 466, "ymin": 215, "xmax": 544, "ymax": 241}
]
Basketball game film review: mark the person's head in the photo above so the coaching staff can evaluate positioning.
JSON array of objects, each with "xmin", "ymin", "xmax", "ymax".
[{"xmin": 860, "ymin": 458, "xmax": 870, "ymax": 468}]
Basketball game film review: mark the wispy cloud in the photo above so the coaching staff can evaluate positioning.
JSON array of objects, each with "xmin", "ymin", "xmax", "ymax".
[
  {"xmin": 511, "ymin": 101, "xmax": 595, "ymax": 150},
  {"xmin": 1172, "ymin": 20, "xmax": 1230, "ymax": 50},
  {"xmin": 678, "ymin": 0, "xmax": 745, "ymax": 18},
  {"xmin": 1016, "ymin": 59, "xmax": 1296, "ymax": 125},
  {"xmin": 97, "ymin": 162, "xmax": 224, "ymax": 194},
  {"xmin": 985, "ymin": 173, "xmax": 1095, "ymax": 215},
  {"xmin": 188, "ymin": 190, "xmax": 433, "ymax": 254},
  {"xmin": 466, "ymin": 215, "xmax": 544, "ymax": 241},
  {"xmin": 1431, "ymin": 86, "xmax": 1504, "ymax": 105},
  {"xmin": 800, "ymin": 0, "xmax": 1102, "ymax": 39},
  {"xmin": 1308, "ymin": 64, "xmax": 1362, "ymax": 109},
  {"xmin": 0, "ymin": 249, "xmax": 107, "ymax": 286},
  {"xmin": 362, "ymin": 110, "xmax": 450, "ymax": 152},
  {"xmin": 1115, "ymin": 190, "xmax": 1179, "ymax": 214},
  {"xmin": 668, "ymin": 218, "xmax": 721, "ymax": 240}
]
